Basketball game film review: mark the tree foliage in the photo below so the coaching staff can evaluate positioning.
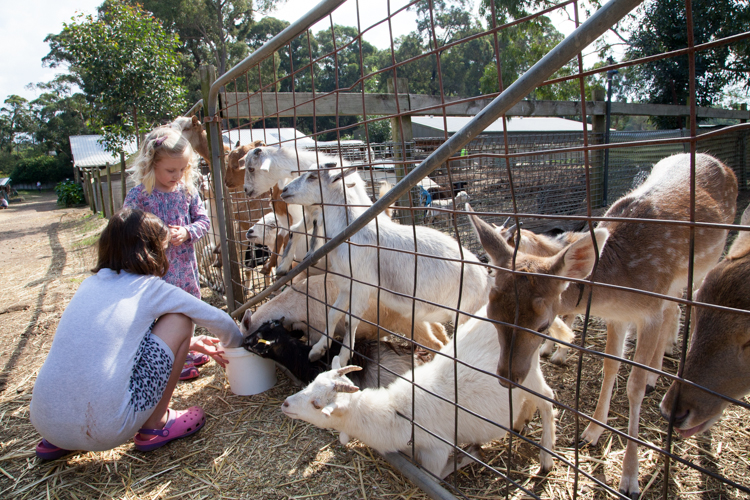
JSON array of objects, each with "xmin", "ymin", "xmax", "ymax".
[
  {"xmin": 621, "ymin": 0, "xmax": 750, "ymax": 128},
  {"xmin": 44, "ymin": 1, "xmax": 186, "ymax": 152}
]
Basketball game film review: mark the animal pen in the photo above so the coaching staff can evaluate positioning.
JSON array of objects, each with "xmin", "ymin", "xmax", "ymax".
[{"xmin": 182, "ymin": 0, "xmax": 750, "ymax": 498}]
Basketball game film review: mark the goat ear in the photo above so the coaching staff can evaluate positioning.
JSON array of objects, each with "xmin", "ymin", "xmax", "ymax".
[
  {"xmin": 321, "ymin": 402, "xmax": 338, "ymax": 417},
  {"xmin": 331, "ymin": 355, "xmax": 342, "ymax": 370},
  {"xmin": 238, "ymin": 157, "xmax": 245, "ymax": 168},
  {"xmin": 260, "ymin": 157, "xmax": 272, "ymax": 171},
  {"xmin": 466, "ymin": 203, "xmax": 514, "ymax": 268},
  {"xmin": 330, "ymin": 167, "xmax": 357, "ymax": 183},
  {"xmin": 551, "ymin": 228, "xmax": 609, "ymax": 280},
  {"xmin": 241, "ymin": 310, "xmax": 252, "ymax": 333},
  {"xmin": 235, "ymin": 140, "xmax": 240, "ymax": 148}
]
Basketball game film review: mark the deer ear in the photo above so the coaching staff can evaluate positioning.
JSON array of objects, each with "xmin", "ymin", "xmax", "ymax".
[
  {"xmin": 260, "ymin": 157, "xmax": 272, "ymax": 171},
  {"xmin": 553, "ymin": 228, "xmax": 609, "ymax": 280},
  {"xmin": 466, "ymin": 203, "xmax": 514, "ymax": 268},
  {"xmin": 241, "ymin": 310, "xmax": 252, "ymax": 333},
  {"xmin": 191, "ymin": 115, "xmax": 199, "ymax": 126}
]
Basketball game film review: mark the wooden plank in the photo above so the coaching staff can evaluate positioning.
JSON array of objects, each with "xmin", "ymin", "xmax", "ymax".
[{"xmin": 219, "ymin": 92, "xmax": 750, "ymax": 120}]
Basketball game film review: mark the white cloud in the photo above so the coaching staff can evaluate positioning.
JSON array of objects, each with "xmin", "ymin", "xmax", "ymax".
[{"xmin": 0, "ymin": 0, "xmax": 102, "ymax": 103}]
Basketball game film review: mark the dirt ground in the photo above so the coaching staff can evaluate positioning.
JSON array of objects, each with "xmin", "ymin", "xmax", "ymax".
[{"xmin": 1, "ymin": 192, "xmax": 749, "ymax": 500}]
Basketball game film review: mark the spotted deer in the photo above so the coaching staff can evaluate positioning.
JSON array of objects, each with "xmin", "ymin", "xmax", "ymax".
[
  {"xmin": 660, "ymin": 203, "xmax": 750, "ymax": 438},
  {"xmin": 468, "ymin": 153, "xmax": 737, "ymax": 498}
]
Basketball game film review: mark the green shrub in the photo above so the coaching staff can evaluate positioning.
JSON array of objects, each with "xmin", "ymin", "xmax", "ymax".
[
  {"xmin": 54, "ymin": 180, "xmax": 85, "ymax": 207},
  {"xmin": 10, "ymin": 155, "xmax": 74, "ymax": 184}
]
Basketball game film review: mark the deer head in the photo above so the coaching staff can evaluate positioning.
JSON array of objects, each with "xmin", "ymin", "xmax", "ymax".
[{"xmin": 468, "ymin": 205, "xmax": 608, "ymax": 387}]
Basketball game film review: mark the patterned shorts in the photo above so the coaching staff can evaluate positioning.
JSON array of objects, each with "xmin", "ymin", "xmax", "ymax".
[{"xmin": 128, "ymin": 326, "xmax": 173, "ymax": 413}]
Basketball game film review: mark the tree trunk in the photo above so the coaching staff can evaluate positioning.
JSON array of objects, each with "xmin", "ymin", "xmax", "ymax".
[{"xmin": 132, "ymin": 106, "xmax": 140, "ymax": 148}]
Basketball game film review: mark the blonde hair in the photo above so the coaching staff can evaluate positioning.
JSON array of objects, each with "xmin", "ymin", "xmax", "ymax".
[{"xmin": 130, "ymin": 126, "xmax": 200, "ymax": 195}]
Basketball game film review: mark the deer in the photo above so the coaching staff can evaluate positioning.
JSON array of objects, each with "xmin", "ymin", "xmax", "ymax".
[
  {"xmin": 660, "ymin": 203, "xmax": 750, "ymax": 438},
  {"xmin": 467, "ymin": 153, "xmax": 737, "ymax": 499}
]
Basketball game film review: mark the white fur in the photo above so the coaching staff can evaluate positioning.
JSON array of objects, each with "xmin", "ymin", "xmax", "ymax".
[
  {"xmin": 280, "ymin": 168, "xmax": 491, "ymax": 364},
  {"xmin": 282, "ymin": 306, "xmax": 556, "ymax": 478},
  {"xmin": 246, "ymin": 212, "xmax": 289, "ymax": 249},
  {"xmin": 425, "ymin": 191, "xmax": 470, "ymax": 224},
  {"xmin": 243, "ymin": 146, "xmax": 348, "ymax": 274}
]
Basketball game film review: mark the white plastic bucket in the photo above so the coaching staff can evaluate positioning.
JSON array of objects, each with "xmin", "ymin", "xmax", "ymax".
[{"xmin": 221, "ymin": 347, "xmax": 277, "ymax": 396}]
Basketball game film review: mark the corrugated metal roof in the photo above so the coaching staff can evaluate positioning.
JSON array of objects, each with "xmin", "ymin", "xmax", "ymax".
[
  {"xmin": 412, "ymin": 116, "xmax": 592, "ymax": 133},
  {"xmin": 69, "ymin": 135, "xmax": 139, "ymax": 168},
  {"xmin": 222, "ymin": 128, "xmax": 315, "ymax": 148}
]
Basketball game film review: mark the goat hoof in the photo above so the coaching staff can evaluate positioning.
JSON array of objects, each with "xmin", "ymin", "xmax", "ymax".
[
  {"xmin": 578, "ymin": 439, "xmax": 594, "ymax": 449},
  {"xmin": 618, "ymin": 488, "xmax": 640, "ymax": 500},
  {"xmin": 308, "ymin": 350, "xmax": 323, "ymax": 362},
  {"xmin": 538, "ymin": 464, "xmax": 553, "ymax": 476},
  {"xmin": 550, "ymin": 357, "xmax": 568, "ymax": 367},
  {"xmin": 645, "ymin": 384, "xmax": 655, "ymax": 395},
  {"xmin": 275, "ymin": 269, "xmax": 288, "ymax": 278}
]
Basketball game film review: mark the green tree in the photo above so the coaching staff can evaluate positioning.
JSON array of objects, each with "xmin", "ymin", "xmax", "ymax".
[
  {"xmin": 621, "ymin": 0, "xmax": 750, "ymax": 128},
  {"xmin": 28, "ymin": 77, "xmax": 93, "ymax": 160},
  {"xmin": 43, "ymin": 1, "xmax": 186, "ymax": 152},
  {"xmin": 1, "ymin": 96, "xmax": 34, "ymax": 153}
]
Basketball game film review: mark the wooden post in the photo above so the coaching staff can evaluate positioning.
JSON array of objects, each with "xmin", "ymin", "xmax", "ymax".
[
  {"xmin": 200, "ymin": 64, "xmax": 243, "ymax": 309},
  {"xmin": 83, "ymin": 170, "xmax": 94, "ymax": 212},
  {"xmin": 387, "ymin": 78, "xmax": 413, "ymax": 218},
  {"xmin": 96, "ymin": 166, "xmax": 105, "ymax": 217},
  {"xmin": 106, "ymin": 162, "xmax": 115, "ymax": 216},
  {"xmin": 120, "ymin": 152, "xmax": 127, "ymax": 204},
  {"xmin": 591, "ymin": 88, "xmax": 606, "ymax": 208}
]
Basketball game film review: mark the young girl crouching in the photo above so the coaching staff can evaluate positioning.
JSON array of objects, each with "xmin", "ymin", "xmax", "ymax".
[{"xmin": 30, "ymin": 208, "xmax": 243, "ymax": 459}]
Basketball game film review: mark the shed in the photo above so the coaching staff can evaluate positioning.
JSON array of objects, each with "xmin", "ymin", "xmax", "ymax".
[
  {"xmin": 69, "ymin": 135, "xmax": 139, "ymax": 214},
  {"xmin": 222, "ymin": 128, "xmax": 315, "ymax": 148},
  {"xmin": 411, "ymin": 116, "xmax": 591, "ymax": 138}
]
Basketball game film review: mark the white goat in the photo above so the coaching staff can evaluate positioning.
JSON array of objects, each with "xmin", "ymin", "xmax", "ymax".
[
  {"xmin": 243, "ymin": 146, "xmax": 349, "ymax": 275},
  {"xmin": 282, "ymin": 305, "xmax": 557, "ymax": 478},
  {"xmin": 425, "ymin": 190, "xmax": 470, "ymax": 224},
  {"xmin": 280, "ymin": 167, "xmax": 491, "ymax": 364},
  {"xmin": 246, "ymin": 212, "xmax": 290, "ymax": 250}
]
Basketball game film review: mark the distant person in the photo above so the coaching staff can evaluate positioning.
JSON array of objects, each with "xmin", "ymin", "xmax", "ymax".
[
  {"xmin": 0, "ymin": 188, "xmax": 8, "ymax": 209},
  {"xmin": 30, "ymin": 208, "xmax": 242, "ymax": 459},
  {"xmin": 123, "ymin": 126, "xmax": 211, "ymax": 381},
  {"xmin": 36, "ymin": 181, "xmax": 41, "ymax": 192}
]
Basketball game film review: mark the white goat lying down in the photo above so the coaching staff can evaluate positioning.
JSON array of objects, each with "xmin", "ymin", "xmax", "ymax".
[
  {"xmin": 242, "ymin": 274, "xmax": 450, "ymax": 351},
  {"xmin": 280, "ymin": 167, "xmax": 492, "ymax": 364},
  {"xmin": 282, "ymin": 305, "xmax": 557, "ymax": 479}
]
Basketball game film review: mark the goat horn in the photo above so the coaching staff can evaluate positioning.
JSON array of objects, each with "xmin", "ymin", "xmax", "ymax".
[
  {"xmin": 337, "ymin": 366, "xmax": 363, "ymax": 376},
  {"xmin": 500, "ymin": 217, "xmax": 511, "ymax": 229},
  {"xmin": 334, "ymin": 382, "xmax": 360, "ymax": 393}
]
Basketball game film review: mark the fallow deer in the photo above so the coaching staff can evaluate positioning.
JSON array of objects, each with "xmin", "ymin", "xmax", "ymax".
[
  {"xmin": 469, "ymin": 153, "xmax": 737, "ymax": 498},
  {"xmin": 660, "ymin": 203, "xmax": 750, "ymax": 437}
]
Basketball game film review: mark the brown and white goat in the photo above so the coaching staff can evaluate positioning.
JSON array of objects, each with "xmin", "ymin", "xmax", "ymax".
[
  {"xmin": 660, "ymin": 203, "xmax": 750, "ymax": 437},
  {"xmin": 468, "ymin": 153, "xmax": 737, "ymax": 498}
]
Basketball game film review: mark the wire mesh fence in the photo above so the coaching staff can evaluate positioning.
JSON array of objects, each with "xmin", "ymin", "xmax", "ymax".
[{"xmin": 189, "ymin": 0, "xmax": 750, "ymax": 498}]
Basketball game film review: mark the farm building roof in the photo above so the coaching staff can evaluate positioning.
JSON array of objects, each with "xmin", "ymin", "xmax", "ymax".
[
  {"xmin": 0, "ymin": 178, "xmax": 11, "ymax": 187},
  {"xmin": 69, "ymin": 135, "xmax": 138, "ymax": 168},
  {"xmin": 411, "ymin": 116, "xmax": 592, "ymax": 137},
  {"xmin": 221, "ymin": 128, "xmax": 315, "ymax": 148}
]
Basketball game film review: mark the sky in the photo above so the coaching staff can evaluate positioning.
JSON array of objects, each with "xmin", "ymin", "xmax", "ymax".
[{"xmin": 0, "ymin": 0, "xmax": 588, "ymax": 105}]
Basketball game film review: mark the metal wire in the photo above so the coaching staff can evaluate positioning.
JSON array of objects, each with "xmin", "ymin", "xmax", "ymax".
[{"xmin": 191, "ymin": 0, "xmax": 750, "ymax": 497}]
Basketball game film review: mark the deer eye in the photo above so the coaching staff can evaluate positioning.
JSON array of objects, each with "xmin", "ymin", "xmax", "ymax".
[
  {"xmin": 312, "ymin": 400, "xmax": 322, "ymax": 410},
  {"xmin": 537, "ymin": 322, "xmax": 550, "ymax": 333},
  {"xmin": 248, "ymin": 167, "xmax": 255, "ymax": 172}
]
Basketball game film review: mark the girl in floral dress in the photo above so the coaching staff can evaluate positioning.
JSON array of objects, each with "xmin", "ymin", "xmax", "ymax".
[{"xmin": 124, "ymin": 126, "xmax": 212, "ymax": 379}]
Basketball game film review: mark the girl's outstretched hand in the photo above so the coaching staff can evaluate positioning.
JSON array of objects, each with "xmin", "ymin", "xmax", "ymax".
[
  {"xmin": 169, "ymin": 225, "xmax": 189, "ymax": 246},
  {"xmin": 189, "ymin": 335, "xmax": 228, "ymax": 368}
]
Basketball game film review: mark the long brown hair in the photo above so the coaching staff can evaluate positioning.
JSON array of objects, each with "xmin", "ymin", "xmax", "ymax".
[{"xmin": 93, "ymin": 208, "xmax": 170, "ymax": 276}]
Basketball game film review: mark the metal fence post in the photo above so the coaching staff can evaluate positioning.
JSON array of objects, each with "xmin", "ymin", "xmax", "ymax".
[
  {"xmin": 591, "ymin": 88, "xmax": 606, "ymax": 208},
  {"xmin": 120, "ymin": 152, "xmax": 127, "ymax": 205},
  {"xmin": 200, "ymin": 64, "xmax": 240, "ymax": 311}
]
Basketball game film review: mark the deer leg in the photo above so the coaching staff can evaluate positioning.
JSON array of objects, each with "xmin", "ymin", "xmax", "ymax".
[
  {"xmin": 548, "ymin": 315, "xmax": 575, "ymax": 366},
  {"xmin": 580, "ymin": 320, "xmax": 628, "ymax": 446},
  {"xmin": 619, "ymin": 314, "xmax": 665, "ymax": 499},
  {"xmin": 646, "ymin": 301, "xmax": 679, "ymax": 391}
]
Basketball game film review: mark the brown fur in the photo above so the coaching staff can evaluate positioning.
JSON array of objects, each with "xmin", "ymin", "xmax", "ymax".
[
  {"xmin": 470, "ymin": 153, "xmax": 737, "ymax": 497},
  {"xmin": 661, "ymin": 204, "xmax": 750, "ymax": 437}
]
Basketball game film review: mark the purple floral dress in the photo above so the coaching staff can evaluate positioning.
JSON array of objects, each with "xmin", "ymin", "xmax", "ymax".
[{"xmin": 124, "ymin": 184, "xmax": 210, "ymax": 298}]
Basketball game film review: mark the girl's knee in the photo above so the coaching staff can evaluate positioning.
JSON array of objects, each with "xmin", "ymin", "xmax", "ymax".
[{"xmin": 151, "ymin": 313, "xmax": 193, "ymax": 353}]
